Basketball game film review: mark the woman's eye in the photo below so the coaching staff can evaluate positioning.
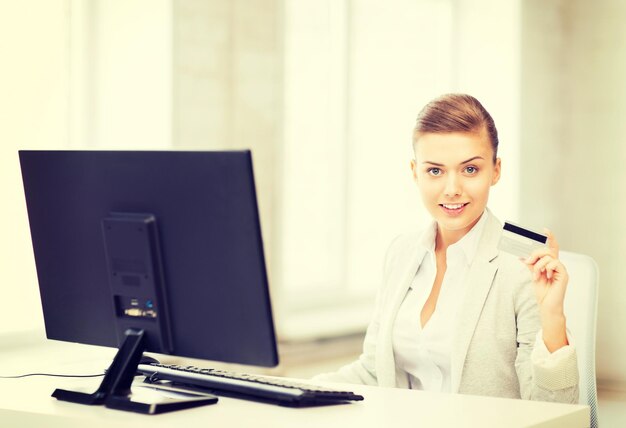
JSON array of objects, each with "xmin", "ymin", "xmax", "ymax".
[
  {"xmin": 427, "ymin": 168, "xmax": 442, "ymax": 176},
  {"xmin": 464, "ymin": 166, "xmax": 478, "ymax": 174}
]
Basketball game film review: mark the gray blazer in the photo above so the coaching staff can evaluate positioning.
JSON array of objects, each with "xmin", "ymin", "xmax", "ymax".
[{"xmin": 316, "ymin": 210, "xmax": 579, "ymax": 403}]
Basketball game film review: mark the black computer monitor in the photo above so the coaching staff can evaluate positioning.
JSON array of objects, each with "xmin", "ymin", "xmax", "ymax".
[{"xmin": 19, "ymin": 150, "xmax": 278, "ymax": 413}]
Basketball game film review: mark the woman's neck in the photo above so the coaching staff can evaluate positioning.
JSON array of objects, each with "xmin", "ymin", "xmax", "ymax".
[
  {"xmin": 435, "ymin": 228, "xmax": 464, "ymax": 253},
  {"xmin": 435, "ymin": 216, "xmax": 481, "ymax": 252}
]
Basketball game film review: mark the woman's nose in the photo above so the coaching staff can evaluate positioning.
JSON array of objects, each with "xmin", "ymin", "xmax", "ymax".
[{"xmin": 444, "ymin": 174, "xmax": 461, "ymax": 197}]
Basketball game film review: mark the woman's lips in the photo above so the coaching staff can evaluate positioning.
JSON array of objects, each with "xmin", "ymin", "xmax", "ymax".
[{"xmin": 439, "ymin": 202, "xmax": 469, "ymax": 216}]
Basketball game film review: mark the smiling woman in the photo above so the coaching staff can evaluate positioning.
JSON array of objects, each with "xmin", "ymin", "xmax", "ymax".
[{"xmin": 314, "ymin": 94, "xmax": 580, "ymax": 405}]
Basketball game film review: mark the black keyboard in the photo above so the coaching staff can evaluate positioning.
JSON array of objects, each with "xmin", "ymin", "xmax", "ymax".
[{"xmin": 137, "ymin": 363, "xmax": 364, "ymax": 407}]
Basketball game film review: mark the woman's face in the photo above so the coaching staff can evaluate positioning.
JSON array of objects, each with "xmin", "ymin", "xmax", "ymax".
[{"xmin": 410, "ymin": 130, "xmax": 501, "ymax": 243}]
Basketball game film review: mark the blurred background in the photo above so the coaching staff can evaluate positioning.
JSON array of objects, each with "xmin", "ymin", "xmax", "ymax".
[{"xmin": 1, "ymin": 0, "xmax": 624, "ymax": 420}]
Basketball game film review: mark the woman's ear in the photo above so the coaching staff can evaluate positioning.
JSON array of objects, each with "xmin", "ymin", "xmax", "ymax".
[
  {"xmin": 410, "ymin": 159, "xmax": 418, "ymax": 183},
  {"xmin": 491, "ymin": 157, "xmax": 501, "ymax": 186}
]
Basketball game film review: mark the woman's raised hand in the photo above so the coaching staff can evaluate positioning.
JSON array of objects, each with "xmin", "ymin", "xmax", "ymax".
[
  {"xmin": 524, "ymin": 229, "xmax": 569, "ymax": 351},
  {"xmin": 524, "ymin": 229, "xmax": 568, "ymax": 314}
]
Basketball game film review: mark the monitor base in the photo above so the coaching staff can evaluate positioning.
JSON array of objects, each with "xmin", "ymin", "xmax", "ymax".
[{"xmin": 52, "ymin": 329, "xmax": 218, "ymax": 414}]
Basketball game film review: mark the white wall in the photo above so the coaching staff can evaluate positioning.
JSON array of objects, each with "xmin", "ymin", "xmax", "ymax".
[
  {"xmin": 78, "ymin": 0, "xmax": 172, "ymax": 148},
  {"xmin": 0, "ymin": 0, "xmax": 70, "ymax": 334},
  {"xmin": 521, "ymin": 0, "xmax": 626, "ymax": 389}
]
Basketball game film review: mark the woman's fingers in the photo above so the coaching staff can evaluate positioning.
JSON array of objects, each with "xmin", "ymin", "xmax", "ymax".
[
  {"xmin": 525, "ymin": 254, "xmax": 566, "ymax": 283},
  {"xmin": 544, "ymin": 259, "xmax": 561, "ymax": 279},
  {"xmin": 544, "ymin": 228, "xmax": 560, "ymax": 253},
  {"xmin": 532, "ymin": 255, "xmax": 553, "ymax": 280},
  {"xmin": 525, "ymin": 247, "xmax": 555, "ymax": 265}
]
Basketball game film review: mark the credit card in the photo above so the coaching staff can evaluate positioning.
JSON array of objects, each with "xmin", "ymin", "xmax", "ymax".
[{"xmin": 497, "ymin": 221, "xmax": 548, "ymax": 258}]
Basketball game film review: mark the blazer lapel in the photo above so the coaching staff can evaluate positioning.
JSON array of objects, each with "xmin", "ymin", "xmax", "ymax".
[
  {"xmin": 376, "ymin": 240, "xmax": 427, "ymax": 387},
  {"xmin": 450, "ymin": 211, "xmax": 501, "ymax": 392}
]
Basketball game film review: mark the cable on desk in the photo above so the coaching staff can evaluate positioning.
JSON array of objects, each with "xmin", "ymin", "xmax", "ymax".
[{"xmin": 0, "ymin": 372, "xmax": 105, "ymax": 379}]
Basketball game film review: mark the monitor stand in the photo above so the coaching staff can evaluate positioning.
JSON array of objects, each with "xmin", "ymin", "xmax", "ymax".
[{"xmin": 52, "ymin": 329, "xmax": 218, "ymax": 414}]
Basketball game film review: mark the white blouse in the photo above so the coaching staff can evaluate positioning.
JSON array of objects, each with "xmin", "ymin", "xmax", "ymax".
[{"xmin": 392, "ymin": 211, "xmax": 488, "ymax": 392}]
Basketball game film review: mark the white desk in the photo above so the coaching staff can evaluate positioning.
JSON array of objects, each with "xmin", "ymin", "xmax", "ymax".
[{"xmin": 0, "ymin": 334, "xmax": 590, "ymax": 428}]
